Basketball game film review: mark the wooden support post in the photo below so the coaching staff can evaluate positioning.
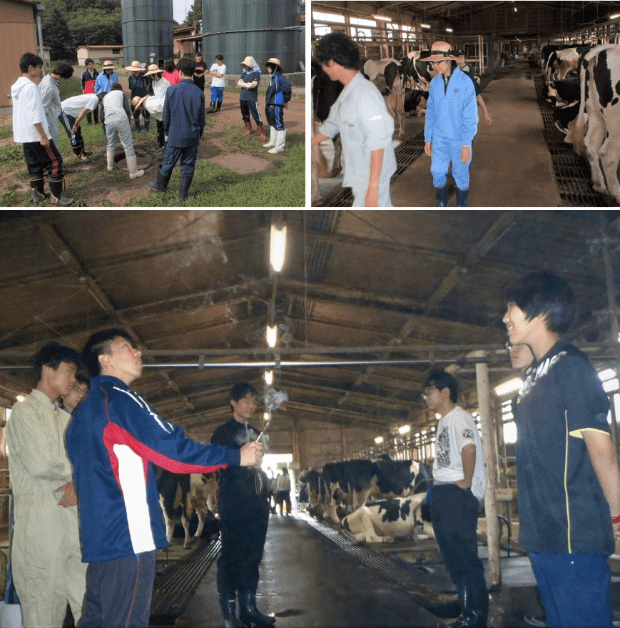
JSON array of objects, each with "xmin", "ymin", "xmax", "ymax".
[{"xmin": 472, "ymin": 350, "xmax": 502, "ymax": 588}]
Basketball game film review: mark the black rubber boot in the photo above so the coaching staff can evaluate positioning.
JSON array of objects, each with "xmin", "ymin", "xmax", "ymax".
[
  {"xmin": 148, "ymin": 168, "xmax": 171, "ymax": 193},
  {"xmin": 179, "ymin": 172, "xmax": 193, "ymax": 202},
  {"xmin": 30, "ymin": 178, "xmax": 48, "ymax": 204},
  {"xmin": 436, "ymin": 183, "xmax": 449, "ymax": 207},
  {"xmin": 156, "ymin": 120, "xmax": 166, "ymax": 151},
  {"xmin": 456, "ymin": 188, "xmax": 469, "ymax": 207},
  {"xmin": 218, "ymin": 594, "xmax": 245, "ymax": 628},
  {"xmin": 207, "ymin": 102, "xmax": 216, "ymax": 113},
  {"xmin": 451, "ymin": 586, "xmax": 488, "ymax": 628},
  {"xmin": 216, "ymin": 101, "xmax": 222, "ymax": 112},
  {"xmin": 238, "ymin": 590, "xmax": 275, "ymax": 628},
  {"xmin": 49, "ymin": 179, "xmax": 74, "ymax": 206},
  {"xmin": 144, "ymin": 119, "xmax": 150, "ymax": 133},
  {"xmin": 134, "ymin": 119, "xmax": 140, "ymax": 133}
]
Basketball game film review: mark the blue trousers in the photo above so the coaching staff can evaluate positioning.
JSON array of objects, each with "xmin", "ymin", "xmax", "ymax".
[
  {"xmin": 78, "ymin": 551, "xmax": 156, "ymax": 628},
  {"xmin": 265, "ymin": 104, "xmax": 285, "ymax": 131},
  {"xmin": 430, "ymin": 135, "xmax": 472, "ymax": 190},
  {"xmin": 210, "ymin": 86, "xmax": 224, "ymax": 103},
  {"xmin": 529, "ymin": 552, "xmax": 612, "ymax": 628},
  {"xmin": 160, "ymin": 143, "xmax": 199, "ymax": 177}
]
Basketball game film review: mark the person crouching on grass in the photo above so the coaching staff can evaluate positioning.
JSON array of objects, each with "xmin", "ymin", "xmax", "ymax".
[
  {"xmin": 262, "ymin": 58, "xmax": 292, "ymax": 154},
  {"xmin": 311, "ymin": 32, "xmax": 397, "ymax": 207},
  {"xmin": 149, "ymin": 56, "xmax": 205, "ymax": 202},
  {"xmin": 59, "ymin": 93, "xmax": 100, "ymax": 163},
  {"xmin": 424, "ymin": 41, "xmax": 478, "ymax": 207},
  {"xmin": 238, "ymin": 56, "xmax": 266, "ymax": 141}
]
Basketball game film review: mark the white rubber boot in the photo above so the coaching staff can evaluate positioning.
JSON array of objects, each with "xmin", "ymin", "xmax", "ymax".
[
  {"xmin": 263, "ymin": 127, "xmax": 276, "ymax": 148},
  {"xmin": 106, "ymin": 151, "xmax": 115, "ymax": 171},
  {"xmin": 127, "ymin": 154, "xmax": 144, "ymax": 179},
  {"xmin": 268, "ymin": 130, "xmax": 286, "ymax": 154}
]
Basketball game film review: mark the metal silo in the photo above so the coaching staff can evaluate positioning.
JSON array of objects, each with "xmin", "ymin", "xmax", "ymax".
[
  {"xmin": 121, "ymin": 0, "xmax": 174, "ymax": 68},
  {"xmin": 202, "ymin": 0, "xmax": 302, "ymax": 74}
]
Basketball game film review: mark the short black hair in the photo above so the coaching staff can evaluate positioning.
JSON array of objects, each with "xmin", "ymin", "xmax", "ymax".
[
  {"xmin": 53, "ymin": 62, "xmax": 74, "ymax": 79},
  {"xmin": 110, "ymin": 82, "xmax": 123, "ymax": 91},
  {"xmin": 33, "ymin": 342, "xmax": 81, "ymax": 381},
  {"xmin": 81, "ymin": 328, "xmax": 135, "ymax": 377},
  {"xmin": 505, "ymin": 271, "xmax": 576, "ymax": 334},
  {"xmin": 215, "ymin": 54, "xmax": 224, "ymax": 61},
  {"xmin": 75, "ymin": 368, "xmax": 91, "ymax": 388},
  {"xmin": 164, "ymin": 59, "xmax": 176, "ymax": 73},
  {"xmin": 230, "ymin": 382, "xmax": 259, "ymax": 402},
  {"xmin": 85, "ymin": 58, "xmax": 94, "ymax": 65},
  {"xmin": 423, "ymin": 369, "xmax": 458, "ymax": 404},
  {"xmin": 314, "ymin": 32, "xmax": 360, "ymax": 70},
  {"xmin": 20, "ymin": 52, "xmax": 43, "ymax": 74},
  {"xmin": 177, "ymin": 57, "xmax": 196, "ymax": 78}
]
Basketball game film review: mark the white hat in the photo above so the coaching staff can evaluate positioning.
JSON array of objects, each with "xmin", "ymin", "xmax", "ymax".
[{"xmin": 125, "ymin": 60, "xmax": 143, "ymax": 72}]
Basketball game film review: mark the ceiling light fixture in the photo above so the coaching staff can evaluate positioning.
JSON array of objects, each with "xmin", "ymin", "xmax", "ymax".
[
  {"xmin": 398, "ymin": 424, "xmax": 411, "ymax": 434},
  {"xmin": 446, "ymin": 27, "xmax": 453, "ymax": 32},
  {"xmin": 270, "ymin": 224, "xmax": 287, "ymax": 272},
  {"xmin": 374, "ymin": 436, "xmax": 384, "ymax": 444},
  {"xmin": 611, "ymin": 13, "xmax": 620, "ymax": 19},
  {"xmin": 373, "ymin": 15, "xmax": 392, "ymax": 21},
  {"xmin": 264, "ymin": 370, "xmax": 273, "ymax": 385},
  {"xmin": 266, "ymin": 325, "xmax": 277, "ymax": 348},
  {"xmin": 420, "ymin": 23, "xmax": 430, "ymax": 28}
]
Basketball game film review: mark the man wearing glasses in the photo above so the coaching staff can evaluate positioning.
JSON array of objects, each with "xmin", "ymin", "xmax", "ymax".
[
  {"xmin": 422, "ymin": 370, "xmax": 487, "ymax": 628},
  {"xmin": 424, "ymin": 41, "xmax": 478, "ymax": 207}
]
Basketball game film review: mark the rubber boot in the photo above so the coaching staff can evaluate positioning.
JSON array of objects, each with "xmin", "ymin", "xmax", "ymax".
[
  {"xmin": 149, "ymin": 168, "xmax": 171, "ymax": 193},
  {"xmin": 144, "ymin": 119, "xmax": 150, "ymax": 133},
  {"xmin": 216, "ymin": 101, "xmax": 222, "ymax": 112},
  {"xmin": 452, "ymin": 586, "xmax": 487, "ymax": 628},
  {"xmin": 238, "ymin": 590, "xmax": 275, "ymax": 628},
  {"xmin": 456, "ymin": 188, "xmax": 469, "ymax": 207},
  {"xmin": 30, "ymin": 178, "xmax": 48, "ymax": 204},
  {"xmin": 218, "ymin": 594, "xmax": 245, "ymax": 628},
  {"xmin": 107, "ymin": 150, "xmax": 115, "ymax": 171},
  {"xmin": 268, "ymin": 130, "xmax": 286, "ymax": 154},
  {"xmin": 156, "ymin": 121, "xmax": 166, "ymax": 151},
  {"xmin": 257, "ymin": 124, "xmax": 267, "ymax": 141},
  {"xmin": 49, "ymin": 179, "xmax": 74, "ymax": 206},
  {"xmin": 134, "ymin": 118, "xmax": 140, "ymax": 134},
  {"xmin": 263, "ymin": 127, "xmax": 276, "ymax": 148},
  {"xmin": 243, "ymin": 121, "xmax": 253, "ymax": 137},
  {"xmin": 207, "ymin": 102, "xmax": 216, "ymax": 114},
  {"xmin": 127, "ymin": 154, "xmax": 144, "ymax": 180},
  {"xmin": 179, "ymin": 172, "xmax": 193, "ymax": 202},
  {"xmin": 435, "ymin": 183, "xmax": 449, "ymax": 207}
]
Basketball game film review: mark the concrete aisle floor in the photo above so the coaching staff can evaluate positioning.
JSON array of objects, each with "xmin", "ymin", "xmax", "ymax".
[
  {"xmin": 180, "ymin": 514, "xmax": 439, "ymax": 628},
  {"xmin": 391, "ymin": 57, "xmax": 560, "ymax": 207}
]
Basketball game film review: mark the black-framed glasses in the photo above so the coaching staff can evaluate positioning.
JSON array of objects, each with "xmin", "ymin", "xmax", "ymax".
[{"xmin": 421, "ymin": 386, "xmax": 438, "ymax": 400}]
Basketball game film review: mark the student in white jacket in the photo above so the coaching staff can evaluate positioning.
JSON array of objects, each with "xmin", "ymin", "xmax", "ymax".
[{"xmin": 11, "ymin": 52, "xmax": 73, "ymax": 206}]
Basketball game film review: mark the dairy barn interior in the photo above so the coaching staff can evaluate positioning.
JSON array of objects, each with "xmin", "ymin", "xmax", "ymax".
[
  {"xmin": 2, "ymin": 209, "xmax": 620, "ymax": 627},
  {"xmin": 311, "ymin": 1, "xmax": 620, "ymax": 208}
]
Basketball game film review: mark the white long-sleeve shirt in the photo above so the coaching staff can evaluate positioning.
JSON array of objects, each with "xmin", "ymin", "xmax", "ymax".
[{"xmin": 11, "ymin": 77, "xmax": 50, "ymax": 143}]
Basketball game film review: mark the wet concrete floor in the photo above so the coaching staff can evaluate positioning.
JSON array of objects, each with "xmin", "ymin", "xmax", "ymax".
[{"xmin": 180, "ymin": 513, "xmax": 439, "ymax": 627}]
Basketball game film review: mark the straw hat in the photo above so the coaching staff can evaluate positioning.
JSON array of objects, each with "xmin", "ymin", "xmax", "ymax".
[
  {"xmin": 264, "ymin": 57, "xmax": 284, "ymax": 72},
  {"xmin": 102, "ymin": 60, "xmax": 115, "ymax": 70},
  {"xmin": 240, "ymin": 56, "xmax": 255, "ymax": 69},
  {"xmin": 125, "ymin": 60, "xmax": 143, "ymax": 72},
  {"xmin": 426, "ymin": 41, "xmax": 457, "ymax": 62},
  {"xmin": 144, "ymin": 63, "xmax": 162, "ymax": 77},
  {"xmin": 131, "ymin": 95, "xmax": 150, "ymax": 111}
]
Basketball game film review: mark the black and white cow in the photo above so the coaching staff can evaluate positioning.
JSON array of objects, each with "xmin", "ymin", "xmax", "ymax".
[
  {"xmin": 155, "ymin": 467, "xmax": 193, "ymax": 548},
  {"xmin": 565, "ymin": 44, "xmax": 620, "ymax": 202},
  {"xmin": 341, "ymin": 495, "xmax": 427, "ymax": 543},
  {"xmin": 363, "ymin": 58, "xmax": 406, "ymax": 137},
  {"xmin": 311, "ymin": 58, "xmax": 344, "ymax": 206},
  {"xmin": 404, "ymin": 88, "xmax": 429, "ymax": 116}
]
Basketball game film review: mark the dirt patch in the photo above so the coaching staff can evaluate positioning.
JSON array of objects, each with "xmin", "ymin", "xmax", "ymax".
[{"xmin": 208, "ymin": 152, "xmax": 275, "ymax": 174}]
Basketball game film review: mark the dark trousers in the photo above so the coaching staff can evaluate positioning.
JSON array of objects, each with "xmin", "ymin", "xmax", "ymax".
[
  {"xmin": 217, "ymin": 494, "xmax": 270, "ymax": 595},
  {"xmin": 160, "ymin": 143, "xmax": 199, "ymax": 177},
  {"xmin": 86, "ymin": 107, "xmax": 99, "ymax": 125},
  {"xmin": 265, "ymin": 104, "xmax": 285, "ymax": 131},
  {"xmin": 156, "ymin": 119, "xmax": 166, "ymax": 148},
  {"xmin": 240, "ymin": 100, "xmax": 262, "ymax": 125},
  {"xmin": 77, "ymin": 551, "xmax": 157, "ymax": 628},
  {"xmin": 58, "ymin": 111, "xmax": 86, "ymax": 157},
  {"xmin": 529, "ymin": 552, "xmax": 612, "ymax": 628},
  {"xmin": 429, "ymin": 484, "xmax": 487, "ymax": 599},
  {"xmin": 22, "ymin": 140, "xmax": 65, "ymax": 199}
]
